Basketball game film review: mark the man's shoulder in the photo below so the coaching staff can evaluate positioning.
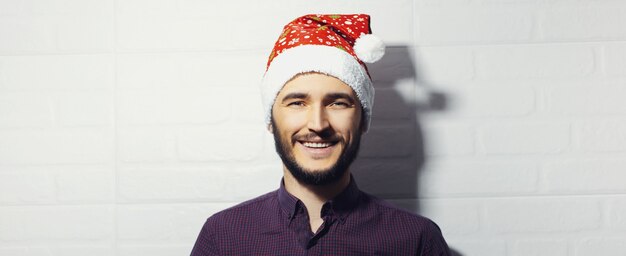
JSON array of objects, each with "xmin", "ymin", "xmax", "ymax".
[
  {"xmin": 358, "ymin": 193, "xmax": 450, "ymax": 253},
  {"xmin": 362, "ymin": 193, "xmax": 443, "ymax": 234}
]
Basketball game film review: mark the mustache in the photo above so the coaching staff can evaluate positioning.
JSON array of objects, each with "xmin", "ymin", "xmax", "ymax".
[{"xmin": 293, "ymin": 132, "xmax": 342, "ymax": 142}]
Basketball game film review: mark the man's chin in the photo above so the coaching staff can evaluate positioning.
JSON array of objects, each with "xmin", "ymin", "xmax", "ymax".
[
  {"xmin": 299, "ymin": 168, "xmax": 334, "ymax": 178},
  {"xmin": 295, "ymin": 161, "xmax": 336, "ymax": 173},
  {"xmin": 286, "ymin": 162, "xmax": 345, "ymax": 186}
]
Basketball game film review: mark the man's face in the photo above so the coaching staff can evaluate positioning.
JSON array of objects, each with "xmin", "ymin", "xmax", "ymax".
[{"xmin": 271, "ymin": 73, "xmax": 363, "ymax": 186}]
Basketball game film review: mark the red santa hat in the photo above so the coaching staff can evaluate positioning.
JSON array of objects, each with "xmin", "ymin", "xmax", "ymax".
[{"xmin": 260, "ymin": 14, "xmax": 385, "ymax": 131}]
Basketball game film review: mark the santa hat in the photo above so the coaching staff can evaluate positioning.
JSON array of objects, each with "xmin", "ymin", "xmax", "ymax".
[{"xmin": 260, "ymin": 14, "xmax": 385, "ymax": 131}]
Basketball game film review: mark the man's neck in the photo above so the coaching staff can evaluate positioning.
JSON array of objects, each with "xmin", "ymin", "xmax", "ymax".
[{"xmin": 283, "ymin": 168, "xmax": 351, "ymax": 232}]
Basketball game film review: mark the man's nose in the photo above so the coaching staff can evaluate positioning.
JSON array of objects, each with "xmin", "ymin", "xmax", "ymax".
[{"xmin": 307, "ymin": 105, "xmax": 329, "ymax": 132}]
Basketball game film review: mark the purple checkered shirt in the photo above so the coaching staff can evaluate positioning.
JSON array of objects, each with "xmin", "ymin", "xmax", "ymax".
[{"xmin": 190, "ymin": 178, "xmax": 450, "ymax": 255}]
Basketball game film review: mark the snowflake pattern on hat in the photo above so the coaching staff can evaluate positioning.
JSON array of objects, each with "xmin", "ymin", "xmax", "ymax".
[{"xmin": 266, "ymin": 14, "xmax": 371, "ymax": 70}]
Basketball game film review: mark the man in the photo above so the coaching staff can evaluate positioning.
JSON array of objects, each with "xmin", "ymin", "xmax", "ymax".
[{"xmin": 191, "ymin": 14, "xmax": 450, "ymax": 255}]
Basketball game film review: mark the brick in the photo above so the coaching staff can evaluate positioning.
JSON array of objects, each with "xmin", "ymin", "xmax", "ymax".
[
  {"xmin": 55, "ymin": 167, "xmax": 114, "ymax": 203},
  {"xmin": 416, "ymin": 0, "xmax": 471, "ymax": 6},
  {"xmin": 116, "ymin": 9, "xmax": 253, "ymax": 51},
  {"xmin": 416, "ymin": 4, "xmax": 533, "ymax": 44},
  {"xmin": 1, "ymin": 246, "xmax": 116, "ymax": 256},
  {"xmin": 4, "ymin": 0, "xmax": 110, "ymax": 52},
  {"xmin": 510, "ymin": 239, "xmax": 567, "ymax": 256},
  {"xmin": 445, "ymin": 240, "xmax": 506, "ymax": 256},
  {"xmin": 359, "ymin": 124, "xmax": 415, "ymax": 158},
  {"xmin": 0, "ymin": 247, "xmax": 46, "ymax": 256},
  {"xmin": 0, "ymin": 170, "xmax": 55, "ymax": 204},
  {"xmin": 177, "ymin": 126, "xmax": 265, "ymax": 162},
  {"xmin": 0, "ymin": 92, "xmax": 53, "ymax": 128},
  {"xmin": 53, "ymin": 91, "xmax": 113, "ymax": 126},
  {"xmin": 117, "ymin": 52, "xmax": 266, "ymax": 90},
  {"xmin": 176, "ymin": 1, "xmax": 293, "ymax": 50},
  {"xmin": 231, "ymin": 90, "xmax": 265, "ymax": 124},
  {"xmin": 609, "ymin": 199, "xmax": 626, "ymax": 230},
  {"xmin": 12, "ymin": 0, "xmax": 112, "ymax": 15},
  {"xmin": 0, "ymin": 55, "xmax": 113, "ymax": 91},
  {"xmin": 352, "ymin": 159, "xmax": 420, "ymax": 197},
  {"xmin": 0, "ymin": 128, "xmax": 113, "ymax": 164},
  {"xmin": 547, "ymin": 86, "xmax": 626, "ymax": 115},
  {"xmin": 422, "ymin": 122, "xmax": 474, "ymax": 156},
  {"xmin": 463, "ymin": 86, "xmax": 535, "ymax": 117},
  {"xmin": 417, "ymin": 199, "xmax": 481, "ymax": 236},
  {"xmin": 118, "ymin": 127, "xmax": 177, "ymax": 162},
  {"xmin": 369, "ymin": 47, "xmax": 418, "ymax": 84},
  {"xmin": 260, "ymin": 132, "xmax": 282, "ymax": 161},
  {"xmin": 116, "ymin": 14, "xmax": 224, "ymax": 51},
  {"xmin": 577, "ymin": 119, "xmax": 626, "ymax": 152},
  {"xmin": 116, "ymin": 203, "xmax": 234, "ymax": 241},
  {"xmin": 544, "ymin": 159, "xmax": 626, "ymax": 193},
  {"xmin": 117, "ymin": 245, "xmax": 190, "ymax": 256},
  {"xmin": 475, "ymin": 44, "xmax": 595, "ymax": 79},
  {"xmin": 371, "ymin": 88, "xmax": 414, "ymax": 121},
  {"xmin": 485, "ymin": 198, "xmax": 601, "ymax": 233},
  {"xmin": 605, "ymin": 42, "xmax": 626, "ymax": 77},
  {"xmin": 419, "ymin": 160, "xmax": 537, "ymax": 197},
  {"xmin": 229, "ymin": 165, "xmax": 283, "ymax": 198},
  {"xmin": 116, "ymin": 54, "xmax": 184, "ymax": 89},
  {"xmin": 0, "ymin": 166, "xmax": 112, "ymax": 204},
  {"xmin": 118, "ymin": 165, "xmax": 280, "ymax": 201},
  {"xmin": 49, "ymin": 246, "xmax": 114, "ymax": 256},
  {"xmin": 0, "ymin": 16, "xmax": 56, "ymax": 53},
  {"xmin": 540, "ymin": 3, "xmax": 626, "ymax": 41},
  {"xmin": 0, "ymin": 205, "xmax": 114, "ymax": 240},
  {"xmin": 117, "ymin": 88, "xmax": 231, "ymax": 125},
  {"xmin": 56, "ymin": 14, "xmax": 113, "ymax": 52},
  {"xmin": 574, "ymin": 238, "xmax": 626, "ymax": 256},
  {"xmin": 116, "ymin": 0, "xmax": 178, "ymax": 14},
  {"xmin": 179, "ymin": 52, "xmax": 266, "ymax": 88},
  {"xmin": 0, "ymin": 1, "xmax": 20, "ymax": 15},
  {"xmin": 478, "ymin": 123, "xmax": 570, "ymax": 154},
  {"xmin": 412, "ymin": 46, "xmax": 474, "ymax": 83}
]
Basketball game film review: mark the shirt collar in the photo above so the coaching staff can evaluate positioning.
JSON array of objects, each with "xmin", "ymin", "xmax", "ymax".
[{"xmin": 277, "ymin": 175, "xmax": 362, "ymax": 222}]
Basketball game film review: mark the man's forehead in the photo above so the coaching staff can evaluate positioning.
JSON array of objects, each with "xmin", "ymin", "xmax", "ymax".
[{"xmin": 278, "ymin": 73, "xmax": 357, "ymax": 96}]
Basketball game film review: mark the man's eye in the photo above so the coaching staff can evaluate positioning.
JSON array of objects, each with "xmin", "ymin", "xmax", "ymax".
[
  {"xmin": 330, "ymin": 101, "xmax": 350, "ymax": 108},
  {"xmin": 287, "ymin": 101, "xmax": 305, "ymax": 107}
]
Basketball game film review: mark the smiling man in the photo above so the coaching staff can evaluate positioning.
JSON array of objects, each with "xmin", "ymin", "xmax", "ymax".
[{"xmin": 191, "ymin": 14, "xmax": 450, "ymax": 256}]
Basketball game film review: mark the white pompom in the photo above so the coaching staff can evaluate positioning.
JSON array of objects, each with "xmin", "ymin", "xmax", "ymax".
[{"xmin": 353, "ymin": 34, "xmax": 385, "ymax": 63}]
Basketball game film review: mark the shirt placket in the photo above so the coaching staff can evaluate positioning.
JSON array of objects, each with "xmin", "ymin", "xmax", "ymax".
[
  {"xmin": 307, "ymin": 203, "xmax": 337, "ymax": 255},
  {"xmin": 290, "ymin": 202, "xmax": 337, "ymax": 255}
]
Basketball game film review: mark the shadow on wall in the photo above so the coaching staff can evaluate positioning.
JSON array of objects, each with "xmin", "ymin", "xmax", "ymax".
[
  {"xmin": 351, "ymin": 45, "xmax": 461, "ymax": 255},
  {"xmin": 352, "ymin": 45, "xmax": 445, "ymax": 206}
]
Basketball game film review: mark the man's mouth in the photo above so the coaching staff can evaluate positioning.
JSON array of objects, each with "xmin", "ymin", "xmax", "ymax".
[
  {"xmin": 296, "ymin": 140, "xmax": 339, "ymax": 159},
  {"xmin": 301, "ymin": 141, "xmax": 335, "ymax": 148}
]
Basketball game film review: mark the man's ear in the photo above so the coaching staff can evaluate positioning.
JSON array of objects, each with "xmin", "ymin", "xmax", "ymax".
[
  {"xmin": 267, "ymin": 123, "xmax": 273, "ymax": 133},
  {"xmin": 359, "ymin": 113, "xmax": 368, "ymax": 134}
]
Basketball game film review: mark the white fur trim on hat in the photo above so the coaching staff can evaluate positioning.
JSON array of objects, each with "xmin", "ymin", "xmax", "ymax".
[{"xmin": 261, "ymin": 45, "xmax": 374, "ymax": 131}]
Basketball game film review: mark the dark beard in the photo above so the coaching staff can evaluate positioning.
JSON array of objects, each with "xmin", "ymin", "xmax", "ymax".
[{"xmin": 271, "ymin": 117, "xmax": 361, "ymax": 186}]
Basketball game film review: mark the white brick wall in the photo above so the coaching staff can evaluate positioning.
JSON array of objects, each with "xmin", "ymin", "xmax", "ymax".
[{"xmin": 1, "ymin": 1, "xmax": 625, "ymax": 255}]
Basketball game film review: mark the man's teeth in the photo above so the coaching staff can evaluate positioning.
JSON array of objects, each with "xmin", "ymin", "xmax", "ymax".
[{"xmin": 302, "ymin": 142, "xmax": 332, "ymax": 148}]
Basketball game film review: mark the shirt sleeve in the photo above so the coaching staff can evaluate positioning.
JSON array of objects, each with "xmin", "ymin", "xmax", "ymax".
[
  {"xmin": 418, "ymin": 220, "xmax": 451, "ymax": 256},
  {"xmin": 190, "ymin": 218, "xmax": 219, "ymax": 256}
]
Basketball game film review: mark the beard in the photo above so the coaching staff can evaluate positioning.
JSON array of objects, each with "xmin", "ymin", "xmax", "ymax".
[{"xmin": 271, "ymin": 117, "xmax": 361, "ymax": 186}]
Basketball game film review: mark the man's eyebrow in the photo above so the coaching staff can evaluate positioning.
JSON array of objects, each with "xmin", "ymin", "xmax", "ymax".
[
  {"xmin": 280, "ymin": 92, "xmax": 308, "ymax": 103},
  {"xmin": 326, "ymin": 92, "xmax": 356, "ymax": 103}
]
